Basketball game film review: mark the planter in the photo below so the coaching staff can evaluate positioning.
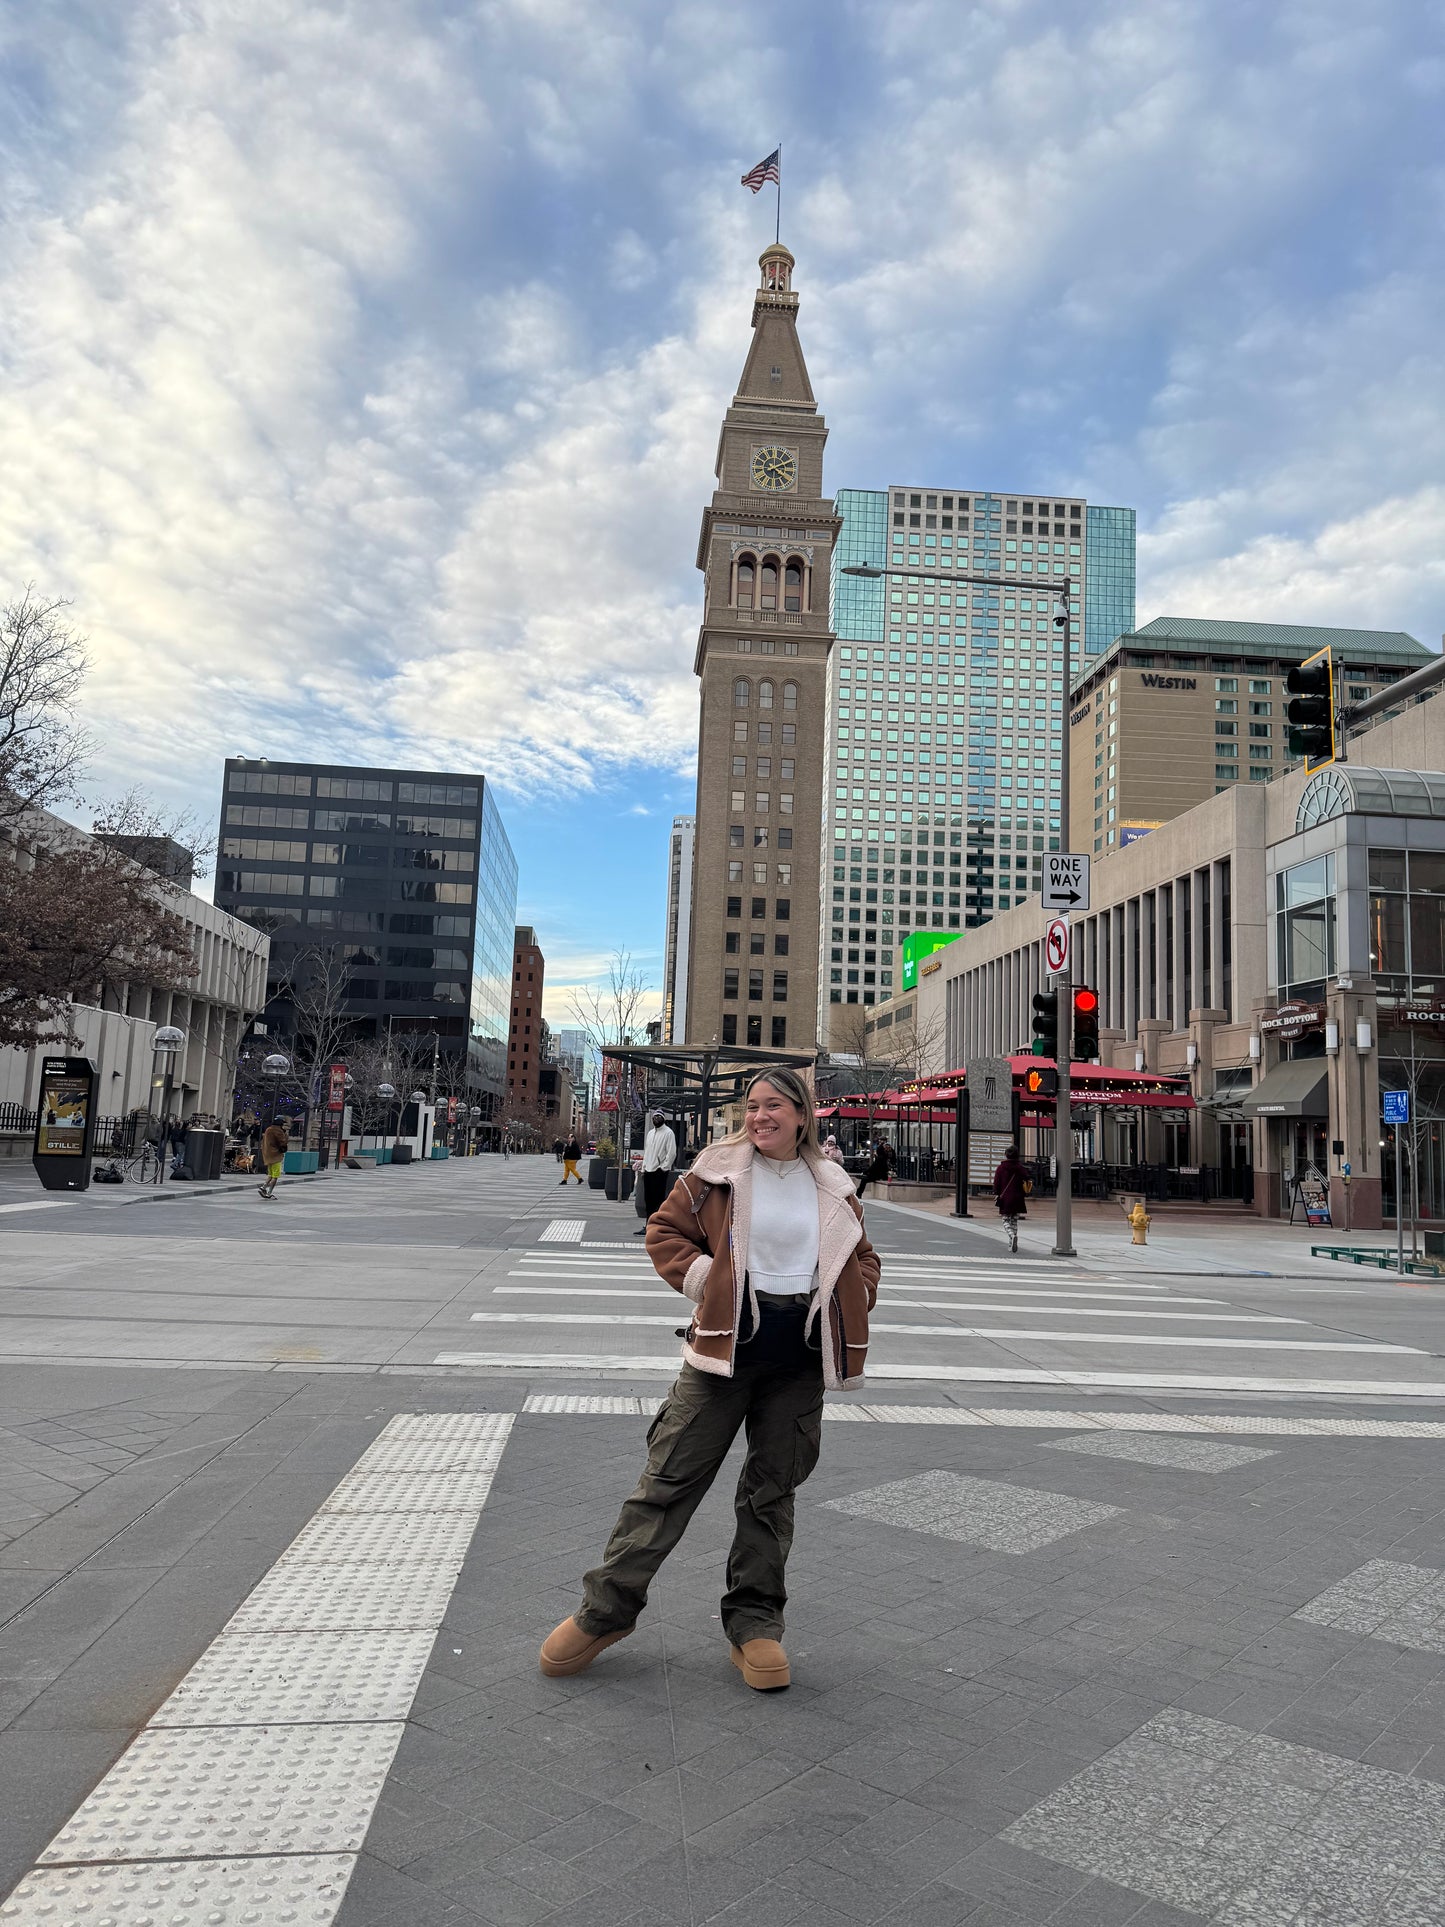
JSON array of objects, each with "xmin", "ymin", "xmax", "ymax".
[
  {"xmin": 282, "ymin": 1149, "xmax": 319, "ymax": 1175},
  {"xmin": 603, "ymin": 1167, "xmax": 635, "ymax": 1202},
  {"xmin": 587, "ymin": 1157, "xmax": 608, "ymax": 1190},
  {"xmin": 430, "ymin": 1146, "xmax": 450, "ymax": 1160},
  {"xmin": 392, "ymin": 1143, "xmax": 414, "ymax": 1165}
]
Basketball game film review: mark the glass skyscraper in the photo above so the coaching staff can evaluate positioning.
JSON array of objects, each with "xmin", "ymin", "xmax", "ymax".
[
  {"xmin": 215, "ymin": 758, "xmax": 516, "ymax": 1124},
  {"xmin": 820, "ymin": 483, "xmax": 1135, "ymax": 1027}
]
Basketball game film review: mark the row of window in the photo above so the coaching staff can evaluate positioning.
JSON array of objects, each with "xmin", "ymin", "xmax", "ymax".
[
  {"xmin": 726, "ymin": 896, "xmax": 791, "ymax": 919},
  {"xmin": 728, "ymin": 864, "xmax": 792, "ymax": 886},
  {"xmin": 725, "ymin": 933, "xmax": 789, "ymax": 955},
  {"xmin": 221, "ymin": 872, "xmax": 474, "ymax": 904},
  {"xmin": 225, "ymin": 773, "xmax": 479, "ymax": 806},
  {"xmin": 727, "ymin": 828, "xmax": 793, "ymax": 853},
  {"xmin": 732, "ymin": 757, "xmax": 794, "ymax": 778},
  {"xmin": 220, "ymin": 839, "xmax": 475, "ymax": 871},
  {"xmin": 733, "ymin": 679, "xmax": 799, "ymax": 709},
  {"xmin": 731, "ymin": 554, "xmax": 809, "ymax": 613},
  {"xmin": 721, "ymin": 1015, "xmax": 787, "ymax": 1046},
  {"xmin": 722, "ymin": 969, "xmax": 789, "ymax": 1001}
]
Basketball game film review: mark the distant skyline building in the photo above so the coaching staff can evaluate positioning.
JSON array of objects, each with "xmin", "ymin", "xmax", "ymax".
[
  {"xmin": 662, "ymin": 814, "xmax": 694, "ymax": 1043},
  {"xmin": 819, "ymin": 483, "xmax": 1136, "ymax": 1030},
  {"xmin": 508, "ymin": 925, "xmax": 545, "ymax": 1109},
  {"xmin": 214, "ymin": 758, "xmax": 516, "ymax": 1118}
]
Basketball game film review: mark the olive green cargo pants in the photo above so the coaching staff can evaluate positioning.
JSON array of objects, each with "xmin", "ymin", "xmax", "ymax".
[{"xmin": 577, "ymin": 1295, "xmax": 825, "ymax": 1646}]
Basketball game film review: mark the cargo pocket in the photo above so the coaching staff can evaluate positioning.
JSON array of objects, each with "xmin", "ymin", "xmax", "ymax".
[
  {"xmin": 642, "ymin": 1374, "xmax": 730, "ymax": 1494},
  {"xmin": 791, "ymin": 1402, "xmax": 824, "ymax": 1489}
]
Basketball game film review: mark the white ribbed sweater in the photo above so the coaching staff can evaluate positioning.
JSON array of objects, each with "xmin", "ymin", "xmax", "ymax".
[{"xmin": 747, "ymin": 1153, "xmax": 820, "ymax": 1295}]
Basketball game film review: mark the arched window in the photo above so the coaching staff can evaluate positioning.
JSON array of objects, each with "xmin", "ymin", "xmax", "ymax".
[
  {"xmin": 759, "ymin": 557, "xmax": 779, "ymax": 612},
  {"xmin": 758, "ymin": 679, "xmax": 775, "ymax": 709},
  {"xmin": 735, "ymin": 554, "xmax": 756, "ymax": 610},
  {"xmin": 784, "ymin": 558, "xmax": 805, "ymax": 613},
  {"xmin": 782, "ymin": 681, "xmax": 798, "ymax": 711},
  {"xmin": 733, "ymin": 678, "xmax": 750, "ymax": 708}
]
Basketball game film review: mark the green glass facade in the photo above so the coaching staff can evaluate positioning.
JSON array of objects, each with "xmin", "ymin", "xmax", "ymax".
[{"xmin": 1085, "ymin": 505, "xmax": 1136, "ymax": 659}]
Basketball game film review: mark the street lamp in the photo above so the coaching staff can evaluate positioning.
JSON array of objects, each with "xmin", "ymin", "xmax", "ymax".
[{"xmin": 377, "ymin": 1081, "xmax": 396, "ymax": 1163}]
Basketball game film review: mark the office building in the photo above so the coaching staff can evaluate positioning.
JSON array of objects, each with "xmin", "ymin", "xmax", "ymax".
[
  {"xmin": 662, "ymin": 815, "xmax": 694, "ymax": 1043},
  {"xmin": 214, "ymin": 759, "xmax": 516, "ymax": 1114},
  {"xmin": 508, "ymin": 926, "xmax": 545, "ymax": 1107},
  {"xmin": 683, "ymin": 241, "xmax": 838, "ymax": 1051},
  {"xmin": 553, "ymin": 1025, "xmax": 587, "ymax": 1091},
  {"xmin": 1069, "ymin": 617, "xmax": 1431, "ymax": 855},
  {"xmin": 820, "ymin": 485, "xmax": 1134, "ymax": 1035}
]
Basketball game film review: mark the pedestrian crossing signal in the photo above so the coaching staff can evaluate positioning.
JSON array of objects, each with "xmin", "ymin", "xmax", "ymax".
[{"xmin": 1024, "ymin": 1066, "xmax": 1058, "ymax": 1098}]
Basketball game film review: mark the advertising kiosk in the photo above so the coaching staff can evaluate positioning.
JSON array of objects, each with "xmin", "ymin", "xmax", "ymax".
[{"xmin": 32, "ymin": 1055, "xmax": 99, "ymax": 1192}]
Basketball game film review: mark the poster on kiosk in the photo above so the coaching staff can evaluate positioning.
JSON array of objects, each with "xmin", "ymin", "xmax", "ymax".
[{"xmin": 32, "ymin": 1055, "xmax": 99, "ymax": 1192}]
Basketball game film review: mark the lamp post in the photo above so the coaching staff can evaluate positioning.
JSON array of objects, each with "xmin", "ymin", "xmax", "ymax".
[
  {"xmin": 151, "ymin": 1025, "xmax": 186, "ymax": 1182},
  {"xmin": 841, "ymin": 557, "xmax": 1077, "ymax": 1254},
  {"xmin": 376, "ymin": 1082, "xmax": 396, "ymax": 1163},
  {"xmin": 410, "ymin": 1091, "xmax": 428, "ymax": 1162}
]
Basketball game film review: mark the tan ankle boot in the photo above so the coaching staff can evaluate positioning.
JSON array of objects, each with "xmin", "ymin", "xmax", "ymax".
[
  {"xmin": 730, "ymin": 1637, "xmax": 790, "ymax": 1690},
  {"xmin": 539, "ymin": 1615, "xmax": 632, "ymax": 1677}
]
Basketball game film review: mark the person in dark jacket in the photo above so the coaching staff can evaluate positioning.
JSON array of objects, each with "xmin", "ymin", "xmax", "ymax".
[
  {"xmin": 258, "ymin": 1119, "xmax": 289, "ymax": 1200},
  {"xmin": 856, "ymin": 1138, "xmax": 893, "ymax": 1199},
  {"xmin": 993, "ymin": 1143, "xmax": 1028, "ymax": 1253}
]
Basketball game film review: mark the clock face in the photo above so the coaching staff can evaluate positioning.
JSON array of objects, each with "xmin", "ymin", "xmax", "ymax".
[{"xmin": 750, "ymin": 445, "xmax": 797, "ymax": 492}]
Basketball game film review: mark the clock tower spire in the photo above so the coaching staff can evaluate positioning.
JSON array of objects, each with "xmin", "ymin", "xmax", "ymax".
[{"xmin": 683, "ymin": 245, "xmax": 839, "ymax": 1056}]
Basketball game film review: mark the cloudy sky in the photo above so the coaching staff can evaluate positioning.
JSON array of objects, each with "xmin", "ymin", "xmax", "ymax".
[{"xmin": 3, "ymin": 0, "xmax": 1442, "ymax": 1017}]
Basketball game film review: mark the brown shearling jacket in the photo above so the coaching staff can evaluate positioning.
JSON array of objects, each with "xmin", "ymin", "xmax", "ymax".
[{"xmin": 645, "ymin": 1139, "xmax": 881, "ymax": 1390}]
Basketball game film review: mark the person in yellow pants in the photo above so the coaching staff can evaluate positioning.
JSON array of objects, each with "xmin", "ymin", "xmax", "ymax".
[
  {"xmin": 258, "ymin": 1118, "xmax": 289, "ymax": 1200},
  {"xmin": 560, "ymin": 1133, "xmax": 583, "ymax": 1184}
]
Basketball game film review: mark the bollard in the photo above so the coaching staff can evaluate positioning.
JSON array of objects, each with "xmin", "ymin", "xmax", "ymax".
[{"xmin": 1127, "ymin": 1199, "xmax": 1150, "ymax": 1245}]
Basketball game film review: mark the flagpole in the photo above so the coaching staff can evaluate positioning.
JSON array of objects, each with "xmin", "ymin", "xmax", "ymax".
[{"xmin": 776, "ymin": 143, "xmax": 782, "ymax": 244}]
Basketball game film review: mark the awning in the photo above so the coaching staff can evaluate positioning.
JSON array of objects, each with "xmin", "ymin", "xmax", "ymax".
[{"xmin": 1239, "ymin": 1059, "xmax": 1329, "ymax": 1119}]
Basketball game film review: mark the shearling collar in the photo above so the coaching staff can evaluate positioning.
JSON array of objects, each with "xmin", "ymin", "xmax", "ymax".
[{"xmin": 688, "ymin": 1138, "xmax": 856, "ymax": 1198}]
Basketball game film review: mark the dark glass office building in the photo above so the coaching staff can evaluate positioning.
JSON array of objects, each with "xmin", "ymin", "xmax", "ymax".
[{"xmin": 215, "ymin": 759, "xmax": 517, "ymax": 1118}]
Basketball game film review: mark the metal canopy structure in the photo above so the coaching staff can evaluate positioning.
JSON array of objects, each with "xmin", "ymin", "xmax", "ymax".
[{"xmin": 595, "ymin": 1042, "xmax": 818, "ymax": 1147}]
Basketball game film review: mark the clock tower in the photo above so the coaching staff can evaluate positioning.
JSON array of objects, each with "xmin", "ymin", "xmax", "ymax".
[{"xmin": 684, "ymin": 243, "xmax": 839, "ymax": 1057}]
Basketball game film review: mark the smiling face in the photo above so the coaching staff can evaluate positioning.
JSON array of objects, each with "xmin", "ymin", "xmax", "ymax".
[{"xmin": 745, "ymin": 1077, "xmax": 805, "ymax": 1157}]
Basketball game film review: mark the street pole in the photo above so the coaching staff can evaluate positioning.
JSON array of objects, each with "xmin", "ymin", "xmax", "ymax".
[{"xmin": 1053, "ymin": 580, "xmax": 1075, "ymax": 1258}]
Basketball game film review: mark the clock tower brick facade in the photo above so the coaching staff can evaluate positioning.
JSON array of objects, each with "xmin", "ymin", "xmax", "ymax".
[{"xmin": 684, "ymin": 244, "xmax": 839, "ymax": 1055}]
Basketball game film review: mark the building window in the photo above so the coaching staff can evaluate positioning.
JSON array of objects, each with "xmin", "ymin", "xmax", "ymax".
[
  {"xmin": 1215, "ymin": 678, "xmax": 1238, "ymax": 692},
  {"xmin": 731, "ymin": 790, "xmax": 745, "ymax": 811},
  {"xmin": 735, "ymin": 554, "xmax": 756, "ymax": 609},
  {"xmin": 726, "ymin": 895, "xmax": 741, "ymax": 917},
  {"xmin": 733, "ymin": 679, "xmax": 750, "ymax": 708},
  {"xmin": 734, "ymin": 721, "xmax": 748, "ymax": 742},
  {"xmin": 722, "ymin": 1014, "xmax": 737, "ymax": 1044},
  {"xmin": 748, "ymin": 969, "xmax": 763, "ymax": 1001},
  {"xmin": 753, "ymin": 861, "xmax": 767, "ymax": 882},
  {"xmin": 723, "ymin": 969, "xmax": 739, "ymax": 1001},
  {"xmin": 751, "ymin": 896, "xmax": 766, "ymax": 917},
  {"xmin": 771, "ymin": 1016, "xmax": 787, "ymax": 1047},
  {"xmin": 781, "ymin": 724, "xmax": 795, "ymax": 745},
  {"xmin": 772, "ymin": 970, "xmax": 788, "ymax": 1001},
  {"xmin": 1275, "ymin": 853, "xmax": 1335, "ymax": 993},
  {"xmin": 755, "ymin": 792, "xmax": 770, "ymax": 812},
  {"xmin": 728, "ymin": 861, "xmax": 742, "ymax": 882},
  {"xmin": 758, "ymin": 679, "xmax": 774, "ymax": 709},
  {"xmin": 759, "ymin": 559, "xmax": 778, "ymax": 610},
  {"xmin": 784, "ymin": 558, "xmax": 805, "ymax": 613},
  {"xmin": 782, "ymin": 681, "xmax": 798, "ymax": 710},
  {"xmin": 774, "ymin": 934, "xmax": 789, "ymax": 955},
  {"xmin": 753, "ymin": 826, "xmax": 769, "ymax": 848},
  {"xmin": 725, "ymin": 931, "xmax": 739, "ymax": 954},
  {"xmin": 779, "ymin": 793, "xmax": 793, "ymax": 813},
  {"xmin": 775, "ymin": 897, "xmax": 790, "ymax": 919},
  {"xmin": 777, "ymin": 863, "xmax": 791, "ymax": 884},
  {"xmin": 747, "ymin": 1014, "xmax": 762, "ymax": 1045},
  {"xmin": 777, "ymin": 827, "xmax": 793, "ymax": 849},
  {"xmin": 729, "ymin": 825, "xmax": 744, "ymax": 847}
]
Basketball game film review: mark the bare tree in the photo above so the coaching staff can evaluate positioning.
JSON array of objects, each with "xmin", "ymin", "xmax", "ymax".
[
  {"xmin": 566, "ymin": 948, "xmax": 652, "ymax": 1180},
  {"xmin": 0, "ymin": 587, "xmax": 91, "ymax": 822},
  {"xmin": 0, "ymin": 798, "xmax": 200, "ymax": 1052},
  {"xmin": 275, "ymin": 944, "xmax": 358, "ymax": 1145},
  {"xmin": 822, "ymin": 1002, "xmax": 903, "ymax": 1148}
]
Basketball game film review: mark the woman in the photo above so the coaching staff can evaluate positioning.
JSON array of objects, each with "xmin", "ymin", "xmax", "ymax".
[
  {"xmin": 539, "ymin": 1067, "xmax": 880, "ymax": 1693},
  {"xmin": 856, "ymin": 1136, "xmax": 893, "ymax": 1199},
  {"xmin": 257, "ymin": 1117, "xmax": 289, "ymax": 1201},
  {"xmin": 822, "ymin": 1134, "xmax": 846, "ymax": 1167},
  {"xmin": 993, "ymin": 1142, "xmax": 1028, "ymax": 1253},
  {"xmin": 560, "ymin": 1134, "xmax": 583, "ymax": 1184}
]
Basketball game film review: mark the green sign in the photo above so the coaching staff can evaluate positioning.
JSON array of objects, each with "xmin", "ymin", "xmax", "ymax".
[{"xmin": 900, "ymin": 928, "xmax": 961, "ymax": 991}]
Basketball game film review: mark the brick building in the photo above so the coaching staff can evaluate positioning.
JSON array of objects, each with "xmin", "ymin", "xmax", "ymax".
[{"xmin": 507, "ymin": 926, "xmax": 544, "ymax": 1108}]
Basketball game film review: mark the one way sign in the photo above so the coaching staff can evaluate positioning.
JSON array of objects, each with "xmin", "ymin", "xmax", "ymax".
[{"xmin": 1042, "ymin": 852, "xmax": 1091, "ymax": 912}]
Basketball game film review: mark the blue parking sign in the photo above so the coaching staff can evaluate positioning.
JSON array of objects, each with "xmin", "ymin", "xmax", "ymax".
[{"xmin": 1383, "ymin": 1089, "xmax": 1410, "ymax": 1125}]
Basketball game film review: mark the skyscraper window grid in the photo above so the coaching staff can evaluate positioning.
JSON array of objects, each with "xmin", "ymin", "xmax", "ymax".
[
  {"xmin": 820, "ymin": 483, "xmax": 1129, "ymax": 1038},
  {"xmin": 1085, "ymin": 505, "xmax": 1137, "ymax": 660}
]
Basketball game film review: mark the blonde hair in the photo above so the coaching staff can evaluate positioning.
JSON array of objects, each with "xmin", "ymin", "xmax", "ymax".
[{"xmin": 723, "ymin": 1066, "xmax": 821, "ymax": 1157}]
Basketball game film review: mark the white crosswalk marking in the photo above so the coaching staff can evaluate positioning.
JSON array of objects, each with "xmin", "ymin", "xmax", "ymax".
[
  {"xmin": 537, "ymin": 1219, "xmax": 585, "ymax": 1242},
  {"xmin": 493, "ymin": 1287, "xmax": 1303, "ymax": 1323}
]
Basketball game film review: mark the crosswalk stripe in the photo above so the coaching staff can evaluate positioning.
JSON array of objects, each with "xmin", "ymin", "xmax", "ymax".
[
  {"xmin": 465, "ymin": 1311, "xmax": 1415, "ymax": 1353},
  {"xmin": 491, "ymin": 1287, "xmax": 1302, "ymax": 1324},
  {"xmin": 434, "ymin": 1352, "xmax": 1445, "ymax": 1397}
]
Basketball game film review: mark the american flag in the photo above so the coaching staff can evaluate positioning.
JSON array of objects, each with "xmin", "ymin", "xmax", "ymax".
[{"xmin": 741, "ymin": 148, "xmax": 781, "ymax": 193}]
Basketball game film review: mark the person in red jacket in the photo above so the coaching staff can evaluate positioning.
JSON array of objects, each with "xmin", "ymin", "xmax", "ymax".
[{"xmin": 993, "ymin": 1142, "xmax": 1028, "ymax": 1253}]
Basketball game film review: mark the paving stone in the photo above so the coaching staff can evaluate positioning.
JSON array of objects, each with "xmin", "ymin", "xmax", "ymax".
[
  {"xmin": 1293, "ymin": 1558, "xmax": 1445, "ymax": 1655},
  {"xmin": 822, "ymin": 1471, "xmax": 1122, "ymax": 1553}
]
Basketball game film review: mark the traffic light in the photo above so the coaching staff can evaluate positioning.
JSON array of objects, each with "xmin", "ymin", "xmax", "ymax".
[
  {"xmin": 1072, "ymin": 986, "xmax": 1100, "ymax": 1061},
  {"xmin": 1286, "ymin": 647, "xmax": 1336, "ymax": 772},
  {"xmin": 1024, "ymin": 1065, "xmax": 1058, "ymax": 1099},
  {"xmin": 1031, "ymin": 989, "xmax": 1059, "ymax": 1058}
]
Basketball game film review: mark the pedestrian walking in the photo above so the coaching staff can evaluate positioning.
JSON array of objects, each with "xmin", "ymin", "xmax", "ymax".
[
  {"xmin": 539, "ymin": 1066, "xmax": 880, "ymax": 1693},
  {"xmin": 560, "ymin": 1134, "xmax": 583, "ymax": 1185},
  {"xmin": 553, "ymin": 1138, "xmax": 565, "ymax": 1162},
  {"xmin": 993, "ymin": 1142, "xmax": 1029, "ymax": 1253},
  {"xmin": 856, "ymin": 1136, "xmax": 893, "ymax": 1199},
  {"xmin": 258, "ymin": 1118, "xmax": 289, "ymax": 1200},
  {"xmin": 633, "ymin": 1111, "xmax": 678, "ymax": 1235},
  {"xmin": 822, "ymin": 1134, "xmax": 846, "ymax": 1167}
]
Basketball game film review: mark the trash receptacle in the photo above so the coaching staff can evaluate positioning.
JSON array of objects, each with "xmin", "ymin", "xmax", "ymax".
[
  {"xmin": 183, "ymin": 1128, "xmax": 224, "ymax": 1181},
  {"xmin": 392, "ymin": 1143, "xmax": 414, "ymax": 1165}
]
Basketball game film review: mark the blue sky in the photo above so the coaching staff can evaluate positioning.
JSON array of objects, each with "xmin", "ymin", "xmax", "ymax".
[{"xmin": 3, "ymin": 0, "xmax": 1443, "ymax": 1021}]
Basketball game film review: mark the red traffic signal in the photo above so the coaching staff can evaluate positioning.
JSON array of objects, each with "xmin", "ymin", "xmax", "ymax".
[
  {"xmin": 1073, "ymin": 987, "xmax": 1099, "ymax": 1015},
  {"xmin": 1024, "ymin": 1065, "xmax": 1058, "ymax": 1098},
  {"xmin": 1072, "ymin": 985, "xmax": 1101, "ymax": 1061}
]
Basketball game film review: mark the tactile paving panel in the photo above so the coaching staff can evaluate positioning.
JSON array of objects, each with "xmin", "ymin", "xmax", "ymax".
[
  {"xmin": 523, "ymin": 1394, "xmax": 655, "ymax": 1415},
  {"xmin": 380, "ymin": 1412, "xmax": 512, "ymax": 1441},
  {"xmin": 227, "ymin": 1561, "xmax": 462, "ymax": 1633},
  {"xmin": 279, "ymin": 1509, "xmax": 480, "ymax": 1565},
  {"xmin": 318, "ymin": 1468, "xmax": 503, "ymax": 1512},
  {"xmin": 0, "ymin": 1854, "xmax": 356, "ymax": 1925},
  {"xmin": 39, "ymin": 1723, "xmax": 404, "ymax": 1863},
  {"xmin": 151, "ymin": 1631, "xmax": 434, "ymax": 1726},
  {"xmin": 1045, "ymin": 1433, "xmax": 1278, "ymax": 1472},
  {"xmin": 350, "ymin": 1436, "xmax": 509, "ymax": 1475}
]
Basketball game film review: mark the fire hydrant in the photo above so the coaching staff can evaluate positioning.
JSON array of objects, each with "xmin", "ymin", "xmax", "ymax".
[{"xmin": 1127, "ymin": 1199, "xmax": 1150, "ymax": 1245}]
